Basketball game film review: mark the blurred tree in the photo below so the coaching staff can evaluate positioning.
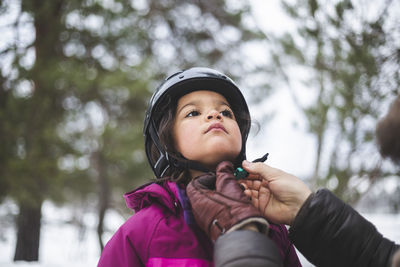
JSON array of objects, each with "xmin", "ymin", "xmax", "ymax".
[
  {"xmin": 0, "ymin": 0, "xmax": 266, "ymax": 260},
  {"xmin": 270, "ymin": 0, "xmax": 400, "ymax": 203}
]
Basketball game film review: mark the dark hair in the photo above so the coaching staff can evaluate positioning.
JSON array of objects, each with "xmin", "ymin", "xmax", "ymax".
[
  {"xmin": 149, "ymin": 95, "xmax": 191, "ymax": 184},
  {"xmin": 376, "ymin": 95, "xmax": 400, "ymax": 165},
  {"xmin": 150, "ymin": 92, "xmax": 251, "ymax": 184}
]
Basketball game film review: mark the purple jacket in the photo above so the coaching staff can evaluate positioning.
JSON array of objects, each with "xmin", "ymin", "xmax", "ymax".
[{"xmin": 98, "ymin": 181, "xmax": 301, "ymax": 267}]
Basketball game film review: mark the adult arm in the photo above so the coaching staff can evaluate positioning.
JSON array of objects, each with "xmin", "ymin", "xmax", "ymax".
[
  {"xmin": 214, "ymin": 230, "xmax": 282, "ymax": 267},
  {"xmin": 290, "ymin": 189, "xmax": 399, "ymax": 267},
  {"xmin": 241, "ymin": 161, "xmax": 400, "ymax": 267}
]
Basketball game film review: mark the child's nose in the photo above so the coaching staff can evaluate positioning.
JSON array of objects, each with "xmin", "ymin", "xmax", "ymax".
[{"xmin": 207, "ymin": 110, "xmax": 222, "ymax": 120}]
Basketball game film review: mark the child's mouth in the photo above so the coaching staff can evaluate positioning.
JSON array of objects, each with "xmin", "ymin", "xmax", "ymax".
[{"xmin": 205, "ymin": 123, "xmax": 227, "ymax": 133}]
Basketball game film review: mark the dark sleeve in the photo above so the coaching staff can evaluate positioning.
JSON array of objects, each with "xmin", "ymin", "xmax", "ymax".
[
  {"xmin": 214, "ymin": 230, "xmax": 283, "ymax": 267},
  {"xmin": 289, "ymin": 189, "xmax": 400, "ymax": 267}
]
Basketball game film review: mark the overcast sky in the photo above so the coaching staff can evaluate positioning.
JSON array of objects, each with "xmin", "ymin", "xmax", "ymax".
[{"xmin": 247, "ymin": 0, "xmax": 316, "ymax": 178}]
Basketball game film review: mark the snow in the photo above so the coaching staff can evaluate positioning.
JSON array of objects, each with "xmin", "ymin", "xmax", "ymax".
[
  {"xmin": 0, "ymin": 201, "xmax": 399, "ymax": 267},
  {"xmin": 0, "ymin": 201, "xmax": 101, "ymax": 267}
]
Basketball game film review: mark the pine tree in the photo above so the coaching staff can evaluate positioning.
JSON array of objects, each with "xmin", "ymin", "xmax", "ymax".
[{"xmin": 0, "ymin": 0, "xmax": 267, "ymax": 260}]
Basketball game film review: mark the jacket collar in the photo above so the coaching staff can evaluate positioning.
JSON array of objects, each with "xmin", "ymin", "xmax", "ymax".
[{"xmin": 124, "ymin": 181, "xmax": 179, "ymax": 214}]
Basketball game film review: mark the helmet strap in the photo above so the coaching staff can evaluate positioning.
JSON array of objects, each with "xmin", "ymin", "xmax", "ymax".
[
  {"xmin": 169, "ymin": 156, "xmax": 211, "ymax": 174},
  {"xmin": 149, "ymin": 120, "xmax": 245, "ymax": 177},
  {"xmin": 148, "ymin": 122, "xmax": 171, "ymax": 177}
]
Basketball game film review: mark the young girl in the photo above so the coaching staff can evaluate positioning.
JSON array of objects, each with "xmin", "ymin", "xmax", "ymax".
[{"xmin": 98, "ymin": 67, "xmax": 301, "ymax": 266}]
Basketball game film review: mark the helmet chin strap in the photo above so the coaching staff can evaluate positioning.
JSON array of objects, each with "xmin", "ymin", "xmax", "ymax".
[
  {"xmin": 149, "ymin": 117, "xmax": 247, "ymax": 177},
  {"xmin": 169, "ymin": 150, "xmax": 246, "ymax": 176},
  {"xmin": 168, "ymin": 154, "xmax": 211, "ymax": 174}
]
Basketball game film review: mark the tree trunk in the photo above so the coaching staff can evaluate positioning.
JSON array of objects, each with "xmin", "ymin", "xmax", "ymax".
[
  {"xmin": 92, "ymin": 151, "xmax": 110, "ymax": 251},
  {"xmin": 12, "ymin": 1, "xmax": 64, "ymax": 261},
  {"xmin": 14, "ymin": 202, "xmax": 42, "ymax": 261},
  {"xmin": 312, "ymin": 131, "xmax": 323, "ymax": 184}
]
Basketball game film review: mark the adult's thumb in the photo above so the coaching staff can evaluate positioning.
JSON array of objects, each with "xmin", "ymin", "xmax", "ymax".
[
  {"xmin": 242, "ymin": 160, "xmax": 262, "ymax": 173},
  {"xmin": 242, "ymin": 160, "xmax": 275, "ymax": 181}
]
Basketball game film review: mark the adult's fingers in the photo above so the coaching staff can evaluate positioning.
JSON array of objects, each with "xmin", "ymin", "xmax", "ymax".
[{"xmin": 242, "ymin": 160, "xmax": 282, "ymax": 182}]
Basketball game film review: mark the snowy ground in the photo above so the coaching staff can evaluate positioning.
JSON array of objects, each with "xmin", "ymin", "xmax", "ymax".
[{"xmin": 0, "ymin": 201, "xmax": 399, "ymax": 267}]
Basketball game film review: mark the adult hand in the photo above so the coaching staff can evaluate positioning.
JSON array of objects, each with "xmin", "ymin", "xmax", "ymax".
[{"xmin": 240, "ymin": 160, "xmax": 312, "ymax": 225}]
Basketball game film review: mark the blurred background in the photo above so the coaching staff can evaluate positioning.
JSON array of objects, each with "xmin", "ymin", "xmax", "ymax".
[{"xmin": 0, "ymin": 0, "xmax": 399, "ymax": 266}]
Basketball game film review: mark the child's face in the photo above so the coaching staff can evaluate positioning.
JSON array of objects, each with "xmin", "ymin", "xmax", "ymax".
[{"xmin": 172, "ymin": 90, "xmax": 242, "ymax": 171}]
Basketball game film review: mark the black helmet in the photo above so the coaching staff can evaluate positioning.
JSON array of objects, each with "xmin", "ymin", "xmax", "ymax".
[{"xmin": 144, "ymin": 67, "xmax": 251, "ymax": 178}]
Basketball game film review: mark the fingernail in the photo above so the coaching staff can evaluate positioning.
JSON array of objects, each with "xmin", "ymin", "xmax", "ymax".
[
  {"xmin": 243, "ymin": 160, "xmax": 250, "ymax": 167},
  {"xmin": 239, "ymin": 184, "xmax": 245, "ymax": 191}
]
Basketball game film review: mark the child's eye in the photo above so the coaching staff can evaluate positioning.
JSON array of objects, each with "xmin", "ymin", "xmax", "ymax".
[
  {"xmin": 186, "ymin": 110, "xmax": 200, "ymax": 117},
  {"xmin": 221, "ymin": 109, "xmax": 234, "ymax": 118}
]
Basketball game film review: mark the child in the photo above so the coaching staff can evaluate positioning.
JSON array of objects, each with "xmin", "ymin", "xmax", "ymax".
[{"xmin": 98, "ymin": 67, "xmax": 301, "ymax": 266}]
